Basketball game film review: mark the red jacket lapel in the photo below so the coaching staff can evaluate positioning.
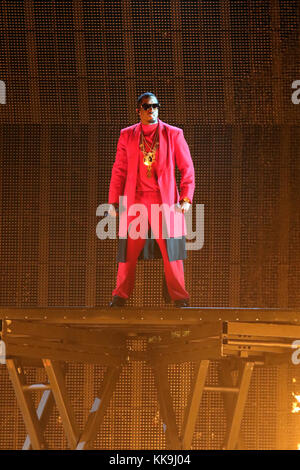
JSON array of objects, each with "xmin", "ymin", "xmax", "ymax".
[{"xmin": 127, "ymin": 122, "xmax": 141, "ymax": 183}]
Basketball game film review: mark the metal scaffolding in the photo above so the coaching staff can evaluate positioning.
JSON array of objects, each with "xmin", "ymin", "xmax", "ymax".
[{"xmin": 0, "ymin": 307, "xmax": 299, "ymax": 450}]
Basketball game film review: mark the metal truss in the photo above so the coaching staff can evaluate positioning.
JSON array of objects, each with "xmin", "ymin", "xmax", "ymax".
[
  {"xmin": 6, "ymin": 358, "xmax": 122, "ymax": 450},
  {"xmin": 1, "ymin": 308, "xmax": 300, "ymax": 450}
]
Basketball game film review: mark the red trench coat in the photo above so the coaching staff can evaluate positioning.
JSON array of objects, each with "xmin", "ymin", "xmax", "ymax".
[{"xmin": 108, "ymin": 119, "xmax": 195, "ymax": 262}]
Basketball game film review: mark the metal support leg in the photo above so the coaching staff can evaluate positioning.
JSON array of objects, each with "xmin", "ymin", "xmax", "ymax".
[
  {"xmin": 6, "ymin": 359, "xmax": 47, "ymax": 450},
  {"xmin": 224, "ymin": 362, "xmax": 254, "ymax": 450},
  {"xmin": 151, "ymin": 362, "xmax": 181, "ymax": 450},
  {"xmin": 219, "ymin": 360, "xmax": 244, "ymax": 449},
  {"xmin": 180, "ymin": 360, "xmax": 210, "ymax": 450},
  {"xmin": 42, "ymin": 359, "xmax": 81, "ymax": 449},
  {"xmin": 23, "ymin": 388, "xmax": 55, "ymax": 450},
  {"xmin": 76, "ymin": 365, "xmax": 122, "ymax": 450}
]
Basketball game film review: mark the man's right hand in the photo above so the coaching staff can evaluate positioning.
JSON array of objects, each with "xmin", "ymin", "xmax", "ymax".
[{"xmin": 108, "ymin": 204, "xmax": 118, "ymax": 217}]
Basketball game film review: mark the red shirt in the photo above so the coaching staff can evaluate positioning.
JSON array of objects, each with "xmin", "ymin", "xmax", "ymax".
[{"xmin": 136, "ymin": 122, "xmax": 160, "ymax": 192}]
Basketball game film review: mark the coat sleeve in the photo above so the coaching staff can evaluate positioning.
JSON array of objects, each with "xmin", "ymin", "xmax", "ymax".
[
  {"xmin": 108, "ymin": 129, "xmax": 128, "ymax": 205},
  {"xmin": 174, "ymin": 129, "xmax": 195, "ymax": 203}
]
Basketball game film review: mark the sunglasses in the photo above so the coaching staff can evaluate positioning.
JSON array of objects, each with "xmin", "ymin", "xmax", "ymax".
[{"xmin": 140, "ymin": 103, "xmax": 160, "ymax": 111}]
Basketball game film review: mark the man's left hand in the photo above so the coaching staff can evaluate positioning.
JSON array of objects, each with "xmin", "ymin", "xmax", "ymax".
[{"xmin": 180, "ymin": 201, "xmax": 191, "ymax": 213}]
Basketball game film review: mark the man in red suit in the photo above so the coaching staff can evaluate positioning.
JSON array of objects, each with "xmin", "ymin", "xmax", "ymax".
[{"xmin": 108, "ymin": 92, "xmax": 195, "ymax": 307}]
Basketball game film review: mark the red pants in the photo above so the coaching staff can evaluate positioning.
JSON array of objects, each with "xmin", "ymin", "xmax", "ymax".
[{"xmin": 112, "ymin": 191, "xmax": 189, "ymax": 301}]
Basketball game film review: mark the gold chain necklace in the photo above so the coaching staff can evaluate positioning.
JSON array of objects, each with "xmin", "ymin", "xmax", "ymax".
[{"xmin": 139, "ymin": 126, "xmax": 159, "ymax": 178}]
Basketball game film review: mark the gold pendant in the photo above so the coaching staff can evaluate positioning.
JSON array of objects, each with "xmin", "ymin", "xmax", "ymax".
[{"xmin": 143, "ymin": 152, "xmax": 153, "ymax": 165}]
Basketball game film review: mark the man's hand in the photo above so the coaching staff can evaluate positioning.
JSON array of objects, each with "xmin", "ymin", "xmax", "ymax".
[
  {"xmin": 180, "ymin": 201, "xmax": 191, "ymax": 213},
  {"xmin": 108, "ymin": 204, "xmax": 118, "ymax": 217},
  {"xmin": 175, "ymin": 200, "xmax": 191, "ymax": 213}
]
